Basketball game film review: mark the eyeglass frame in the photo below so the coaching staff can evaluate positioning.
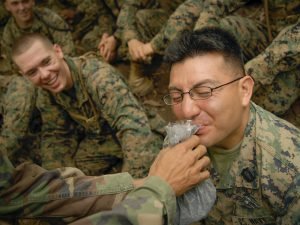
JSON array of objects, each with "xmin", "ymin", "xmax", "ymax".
[{"xmin": 163, "ymin": 76, "xmax": 245, "ymax": 105}]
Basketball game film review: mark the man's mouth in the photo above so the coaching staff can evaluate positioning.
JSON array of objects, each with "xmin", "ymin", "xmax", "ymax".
[{"xmin": 46, "ymin": 76, "xmax": 58, "ymax": 87}]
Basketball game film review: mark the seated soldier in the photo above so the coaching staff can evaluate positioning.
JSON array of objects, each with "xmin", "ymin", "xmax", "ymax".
[{"xmin": 11, "ymin": 33, "xmax": 166, "ymax": 178}]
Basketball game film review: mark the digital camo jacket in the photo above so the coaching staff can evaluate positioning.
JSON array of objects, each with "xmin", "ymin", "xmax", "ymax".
[
  {"xmin": 202, "ymin": 102, "xmax": 300, "ymax": 224},
  {"xmin": 0, "ymin": 151, "xmax": 175, "ymax": 224},
  {"xmin": 36, "ymin": 55, "xmax": 165, "ymax": 178}
]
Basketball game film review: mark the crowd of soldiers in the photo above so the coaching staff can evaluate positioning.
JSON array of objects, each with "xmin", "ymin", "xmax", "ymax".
[{"xmin": 0, "ymin": 0, "xmax": 299, "ymax": 224}]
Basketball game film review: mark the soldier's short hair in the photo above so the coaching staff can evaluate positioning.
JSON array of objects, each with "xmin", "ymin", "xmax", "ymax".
[
  {"xmin": 11, "ymin": 33, "xmax": 53, "ymax": 60},
  {"xmin": 164, "ymin": 27, "xmax": 245, "ymax": 74}
]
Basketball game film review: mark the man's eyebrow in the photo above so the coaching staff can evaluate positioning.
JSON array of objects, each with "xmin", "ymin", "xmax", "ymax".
[
  {"xmin": 23, "ymin": 56, "xmax": 51, "ymax": 75},
  {"xmin": 24, "ymin": 67, "xmax": 36, "ymax": 76},
  {"xmin": 168, "ymin": 79, "xmax": 219, "ymax": 91}
]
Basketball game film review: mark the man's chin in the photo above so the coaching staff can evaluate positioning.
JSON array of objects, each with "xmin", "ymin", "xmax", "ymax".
[{"xmin": 45, "ymin": 85, "xmax": 63, "ymax": 94}]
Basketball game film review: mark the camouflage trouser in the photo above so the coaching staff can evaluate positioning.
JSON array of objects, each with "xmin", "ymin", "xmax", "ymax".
[
  {"xmin": 194, "ymin": 15, "xmax": 269, "ymax": 62},
  {"xmin": 282, "ymin": 97, "xmax": 300, "ymax": 129},
  {"xmin": 0, "ymin": 76, "xmax": 41, "ymax": 166},
  {"xmin": 81, "ymin": 8, "xmax": 169, "ymax": 60},
  {"xmin": 135, "ymin": 9, "xmax": 170, "ymax": 43},
  {"xmin": 252, "ymin": 68, "xmax": 300, "ymax": 128},
  {"xmin": 74, "ymin": 134, "xmax": 124, "ymax": 176}
]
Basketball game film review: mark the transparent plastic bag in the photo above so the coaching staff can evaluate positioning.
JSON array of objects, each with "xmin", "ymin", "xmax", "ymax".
[{"xmin": 163, "ymin": 120, "xmax": 216, "ymax": 225}]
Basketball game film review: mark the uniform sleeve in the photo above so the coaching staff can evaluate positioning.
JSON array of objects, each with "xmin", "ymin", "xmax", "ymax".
[
  {"xmin": 43, "ymin": 8, "xmax": 76, "ymax": 56},
  {"xmin": 1, "ymin": 20, "xmax": 18, "ymax": 71},
  {"xmin": 36, "ymin": 89, "xmax": 78, "ymax": 169},
  {"xmin": 84, "ymin": 59, "xmax": 163, "ymax": 178},
  {"xmin": 94, "ymin": 1, "xmax": 116, "ymax": 36},
  {"xmin": 69, "ymin": 176, "xmax": 176, "ymax": 225},
  {"xmin": 1, "ymin": 20, "xmax": 14, "ymax": 59},
  {"xmin": 193, "ymin": 0, "xmax": 249, "ymax": 30},
  {"xmin": 245, "ymin": 19, "xmax": 300, "ymax": 86},
  {"xmin": 0, "ymin": 76, "xmax": 36, "ymax": 165},
  {"xmin": 116, "ymin": 0, "xmax": 159, "ymax": 44},
  {"xmin": 150, "ymin": 0, "xmax": 203, "ymax": 55},
  {"xmin": 72, "ymin": 0, "xmax": 105, "ymax": 40},
  {"xmin": 277, "ymin": 173, "xmax": 300, "ymax": 225},
  {"xmin": 0, "ymin": 150, "xmax": 134, "ymax": 219}
]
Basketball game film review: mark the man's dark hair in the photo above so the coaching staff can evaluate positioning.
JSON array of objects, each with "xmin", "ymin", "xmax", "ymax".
[{"xmin": 164, "ymin": 27, "xmax": 245, "ymax": 74}]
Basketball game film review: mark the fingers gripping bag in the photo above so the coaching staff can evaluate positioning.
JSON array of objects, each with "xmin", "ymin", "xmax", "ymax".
[{"xmin": 163, "ymin": 120, "xmax": 216, "ymax": 225}]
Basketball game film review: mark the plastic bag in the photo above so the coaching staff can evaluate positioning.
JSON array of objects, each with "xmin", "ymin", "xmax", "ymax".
[{"xmin": 163, "ymin": 120, "xmax": 216, "ymax": 225}]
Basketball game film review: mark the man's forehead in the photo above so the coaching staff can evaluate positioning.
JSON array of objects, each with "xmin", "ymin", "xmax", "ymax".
[
  {"xmin": 15, "ymin": 42, "xmax": 50, "ymax": 69},
  {"xmin": 6, "ymin": 0, "xmax": 31, "ymax": 3}
]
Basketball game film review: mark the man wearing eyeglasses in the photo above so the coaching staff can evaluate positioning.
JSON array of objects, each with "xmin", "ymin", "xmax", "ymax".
[{"xmin": 162, "ymin": 27, "xmax": 300, "ymax": 224}]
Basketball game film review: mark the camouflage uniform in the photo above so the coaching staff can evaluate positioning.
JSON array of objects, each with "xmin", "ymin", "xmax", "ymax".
[
  {"xmin": 82, "ymin": 0, "xmax": 184, "ymax": 55},
  {"xmin": 36, "ymin": 54, "xmax": 165, "ymax": 177},
  {"xmin": 47, "ymin": 0, "xmax": 101, "ymax": 52},
  {"xmin": 0, "ymin": 3, "xmax": 9, "ymax": 37},
  {"xmin": 150, "ymin": 0, "xmax": 205, "ymax": 55},
  {"xmin": 1, "ymin": 6, "xmax": 76, "ymax": 67},
  {"xmin": 0, "ymin": 6, "xmax": 76, "ymax": 170},
  {"xmin": 245, "ymin": 19, "xmax": 300, "ymax": 128},
  {"xmin": 0, "ymin": 152, "xmax": 175, "ymax": 224},
  {"xmin": 0, "ymin": 75, "xmax": 41, "ymax": 166},
  {"xmin": 79, "ymin": 0, "xmax": 119, "ymax": 51},
  {"xmin": 0, "ymin": 4, "xmax": 11, "ymax": 75},
  {"xmin": 202, "ymin": 102, "xmax": 300, "ymax": 224}
]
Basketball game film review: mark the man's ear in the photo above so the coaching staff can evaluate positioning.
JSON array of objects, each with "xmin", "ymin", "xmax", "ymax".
[
  {"xmin": 53, "ymin": 44, "xmax": 64, "ymax": 58},
  {"xmin": 240, "ymin": 75, "xmax": 254, "ymax": 106}
]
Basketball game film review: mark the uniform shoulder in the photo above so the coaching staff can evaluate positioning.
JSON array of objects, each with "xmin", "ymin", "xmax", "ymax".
[{"xmin": 254, "ymin": 103, "xmax": 300, "ymax": 172}]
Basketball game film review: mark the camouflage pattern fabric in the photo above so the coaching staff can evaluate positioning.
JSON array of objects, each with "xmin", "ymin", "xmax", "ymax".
[
  {"xmin": 0, "ymin": 150, "xmax": 176, "ymax": 224},
  {"xmin": 200, "ymin": 102, "xmax": 300, "ymax": 224},
  {"xmin": 80, "ymin": 0, "xmax": 118, "ymax": 51},
  {"xmin": 0, "ymin": 3, "xmax": 10, "ymax": 37},
  {"xmin": 69, "ymin": 176, "xmax": 175, "ymax": 225},
  {"xmin": 0, "ymin": 75, "xmax": 12, "ymax": 111},
  {"xmin": 245, "ymin": 19, "xmax": 300, "ymax": 127},
  {"xmin": 82, "ymin": 0, "xmax": 184, "ymax": 56},
  {"xmin": 1, "ymin": 6, "xmax": 76, "ymax": 69},
  {"xmin": 150, "ymin": 0, "xmax": 204, "ymax": 55},
  {"xmin": 0, "ymin": 75, "xmax": 41, "ymax": 166},
  {"xmin": 47, "ymin": 0, "xmax": 101, "ymax": 52},
  {"xmin": 36, "ymin": 54, "xmax": 166, "ymax": 177}
]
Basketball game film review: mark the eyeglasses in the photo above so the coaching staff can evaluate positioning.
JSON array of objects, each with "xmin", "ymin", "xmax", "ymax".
[{"xmin": 163, "ymin": 76, "xmax": 244, "ymax": 105}]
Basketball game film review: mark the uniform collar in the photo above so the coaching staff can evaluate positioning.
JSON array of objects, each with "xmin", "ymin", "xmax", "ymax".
[{"xmin": 211, "ymin": 103, "xmax": 260, "ymax": 189}]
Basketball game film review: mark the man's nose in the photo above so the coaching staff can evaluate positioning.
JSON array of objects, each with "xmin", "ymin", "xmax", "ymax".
[
  {"xmin": 18, "ymin": 3, "xmax": 26, "ymax": 10},
  {"xmin": 181, "ymin": 94, "xmax": 201, "ymax": 119},
  {"xmin": 38, "ymin": 67, "xmax": 50, "ymax": 79}
]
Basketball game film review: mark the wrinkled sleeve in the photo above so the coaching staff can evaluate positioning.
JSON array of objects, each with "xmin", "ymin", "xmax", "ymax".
[
  {"xmin": 193, "ymin": 0, "xmax": 249, "ymax": 30},
  {"xmin": 69, "ymin": 176, "xmax": 176, "ymax": 225},
  {"xmin": 45, "ymin": 8, "xmax": 76, "ymax": 56},
  {"xmin": 0, "ymin": 76, "xmax": 36, "ymax": 164},
  {"xmin": 0, "ymin": 150, "xmax": 134, "ymax": 219},
  {"xmin": 117, "ymin": 0, "xmax": 159, "ymax": 44},
  {"xmin": 36, "ymin": 89, "xmax": 78, "ymax": 169},
  {"xmin": 72, "ymin": 0, "xmax": 108, "ymax": 39},
  {"xmin": 277, "ymin": 173, "xmax": 300, "ymax": 225},
  {"xmin": 84, "ymin": 59, "xmax": 163, "ymax": 178},
  {"xmin": 150, "ymin": 0, "xmax": 203, "ymax": 54},
  {"xmin": 1, "ymin": 20, "xmax": 17, "ymax": 71},
  {"xmin": 95, "ymin": 1, "xmax": 116, "ymax": 36},
  {"xmin": 245, "ymin": 19, "xmax": 300, "ymax": 86}
]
